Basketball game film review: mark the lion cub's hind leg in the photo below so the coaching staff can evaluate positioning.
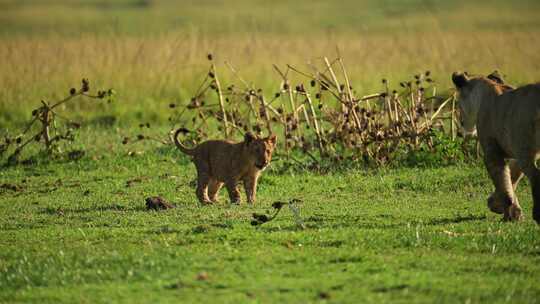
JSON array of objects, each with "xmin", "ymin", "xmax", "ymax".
[
  {"xmin": 194, "ymin": 161, "xmax": 212, "ymax": 205},
  {"xmin": 208, "ymin": 179, "xmax": 224, "ymax": 203}
]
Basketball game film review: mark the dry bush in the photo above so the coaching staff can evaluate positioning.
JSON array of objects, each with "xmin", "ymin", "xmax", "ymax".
[{"xmin": 127, "ymin": 54, "xmax": 471, "ymax": 167}]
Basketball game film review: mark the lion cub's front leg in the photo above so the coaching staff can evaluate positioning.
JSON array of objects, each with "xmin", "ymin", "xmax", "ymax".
[
  {"xmin": 243, "ymin": 174, "xmax": 260, "ymax": 204},
  {"xmin": 225, "ymin": 179, "xmax": 241, "ymax": 204}
]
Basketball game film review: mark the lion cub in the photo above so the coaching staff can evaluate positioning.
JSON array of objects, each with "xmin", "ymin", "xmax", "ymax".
[{"xmin": 172, "ymin": 129, "xmax": 277, "ymax": 204}]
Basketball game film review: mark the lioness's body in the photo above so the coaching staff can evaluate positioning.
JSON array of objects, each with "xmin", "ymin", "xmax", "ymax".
[
  {"xmin": 172, "ymin": 129, "xmax": 276, "ymax": 204},
  {"xmin": 476, "ymin": 83, "xmax": 540, "ymax": 159},
  {"xmin": 453, "ymin": 72, "xmax": 540, "ymax": 223}
]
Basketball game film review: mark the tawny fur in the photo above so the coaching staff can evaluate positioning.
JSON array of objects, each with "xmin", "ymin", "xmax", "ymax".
[
  {"xmin": 172, "ymin": 129, "xmax": 276, "ymax": 204},
  {"xmin": 453, "ymin": 71, "xmax": 540, "ymax": 223}
]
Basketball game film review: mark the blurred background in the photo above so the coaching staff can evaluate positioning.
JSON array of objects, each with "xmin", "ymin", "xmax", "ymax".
[{"xmin": 1, "ymin": 0, "xmax": 540, "ymax": 125}]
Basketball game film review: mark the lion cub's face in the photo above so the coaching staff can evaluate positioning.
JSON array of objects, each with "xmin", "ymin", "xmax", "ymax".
[{"xmin": 245, "ymin": 133, "xmax": 277, "ymax": 170}]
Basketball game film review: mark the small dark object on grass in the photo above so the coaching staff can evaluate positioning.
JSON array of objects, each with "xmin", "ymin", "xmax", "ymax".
[
  {"xmin": 67, "ymin": 150, "xmax": 85, "ymax": 161},
  {"xmin": 145, "ymin": 196, "xmax": 175, "ymax": 210},
  {"xmin": 0, "ymin": 183, "xmax": 23, "ymax": 192},
  {"xmin": 251, "ymin": 198, "xmax": 303, "ymax": 227}
]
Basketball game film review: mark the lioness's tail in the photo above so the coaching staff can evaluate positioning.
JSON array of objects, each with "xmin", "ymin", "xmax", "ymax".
[{"xmin": 172, "ymin": 128, "xmax": 196, "ymax": 156}]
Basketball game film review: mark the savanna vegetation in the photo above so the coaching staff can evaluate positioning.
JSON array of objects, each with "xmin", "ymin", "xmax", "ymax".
[{"xmin": 1, "ymin": 0, "xmax": 539, "ymax": 303}]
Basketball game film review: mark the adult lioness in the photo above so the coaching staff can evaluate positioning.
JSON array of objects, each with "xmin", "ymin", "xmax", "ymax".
[
  {"xmin": 172, "ymin": 129, "xmax": 277, "ymax": 205},
  {"xmin": 452, "ymin": 72, "xmax": 540, "ymax": 223}
]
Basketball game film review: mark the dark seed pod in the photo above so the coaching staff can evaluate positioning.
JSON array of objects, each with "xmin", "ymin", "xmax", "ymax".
[
  {"xmin": 137, "ymin": 134, "xmax": 145, "ymax": 140},
  {"xmin": 169, "ymin": 103, "xmax": 176, "ymax": 108},
  {"xmin": 252, "ymin": 213, "xmax": 269, "ymax": 222},
  {"xmin": 81, "ymin": 78, "xmax": 90, "ymax": 92},
  {"xmin": 207, "ymin": 53, "xmax": 213, "ymax": 61},
  {"xmin": 283, "ymin": 83, "xmax": 289, "ymax": 90},
  {"xmin": 122, "ymin": 137, "xmax": 129, "ymax": 145},
  {"xmin": 275, "ymin": 92, "xmax": 281, "ymax": 98},
  {"xmin": 34, "ymin": 134, "xmax": 41, "ymax": 142},
  {"xmin": 32, "ymin": 109, "xmax": 38, "ymax": 116},
  {"xmin": 70, "ymin": 88, "xmax": 77, "ymax": 95},
  {"xmin": 208, "ymin": 72, "xmax": 215, "ymax": 78},
  {"xmin": 425, "ymin": 70, "xmax": 431, "ymax": 76},
  {"xmin": 310, "ymin": 80, "xmax": 316, "ymax": 87},
  {"xmin": 315, "ymin": 93, "xmax": 321, "ymax": 99},
  {"xmin": 382, "ymin": 78, "xmax": 387, "ymax": 84},
  {"xmin": 16, "ymin": 137, "xmax": 22, "ymax": 144}
]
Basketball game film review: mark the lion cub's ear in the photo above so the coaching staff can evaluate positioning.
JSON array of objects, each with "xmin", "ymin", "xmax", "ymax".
[
  {"xmin": 244, "ymin": 132, "xmax": 256, "ymax": 144},
  {"xmin": 267, "ymin": 134, "xmax": 277, "ymax": 146},
  {"xmin": 452, "ymin": 72, "xmax": 469, "ymax": 89}
]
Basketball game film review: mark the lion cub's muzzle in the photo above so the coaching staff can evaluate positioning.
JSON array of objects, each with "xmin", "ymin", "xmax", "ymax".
[{"xmin": 255, "ymin": 160, "xmax": 269, "ymax": 170}]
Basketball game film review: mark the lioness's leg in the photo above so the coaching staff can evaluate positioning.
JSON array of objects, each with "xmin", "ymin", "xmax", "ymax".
[
  {"xmin": 487, "ymin": 159, "xmax": 524, "ymax": 214},
  {"xmin": 195, "ymin": 162, "xmax": 212, "ymax": 204},
  {"xmin": 483, "ymin": 144, "xmax": 521, "ymax": 220},
  {"xmin": 225, "ymin": 179, "xmax": 241, "ymax": 204},
  {"xmin": 243, "ymin": 174, "xmax": 259, "ymax": 204},
  {"xmin": 208, "ymin": 179, "xmax": 224, "ymax": 203},
  {"xmin": 517, "ymin": 159, "xmax": 540, "ymax": 224}
]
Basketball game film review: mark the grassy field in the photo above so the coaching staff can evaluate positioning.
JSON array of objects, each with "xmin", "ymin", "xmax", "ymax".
[
  {"xmin": 1, "ymin": 150, "xmax": 539, "ymax": 303},
  {"xmin": 1, "ymin": 1, "xmax": 540, "ymax": 303}
]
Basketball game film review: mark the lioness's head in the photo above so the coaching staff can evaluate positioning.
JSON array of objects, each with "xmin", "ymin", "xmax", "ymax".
[
  {"xmin": 452, "ymin": 71, "xmax": 513, "ymax": 137},
  {"xmin": 244, "ymin": 132, "xmax": 277, "ymax": 170}
]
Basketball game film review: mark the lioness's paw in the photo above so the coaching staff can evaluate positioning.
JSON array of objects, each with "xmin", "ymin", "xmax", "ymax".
[{"xmin": 487, "ymin": 194, "xmax": 505, "ymax": 214}]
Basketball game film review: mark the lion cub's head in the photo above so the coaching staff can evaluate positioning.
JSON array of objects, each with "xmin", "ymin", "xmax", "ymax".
[{"xmin": 244, "ymin": 132, "xmax": 277, "ymax": 170}]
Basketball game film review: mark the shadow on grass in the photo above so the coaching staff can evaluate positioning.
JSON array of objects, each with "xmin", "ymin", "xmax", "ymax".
[
  {"xmin": 422, "ymin": 214, "xmax": 487, "ymax": 226},
  {"xmin": 39, "ymin": 204, "xmax": 148, "ymax": 215},
  {"xmin": 257, "ymin": 213, "xmax": 487, "ymax": 232}
]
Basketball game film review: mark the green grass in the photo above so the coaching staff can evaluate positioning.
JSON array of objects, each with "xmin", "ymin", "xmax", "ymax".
[{"xmin": 1, "ymin": 143, "xmax": 539, "ymax": 303}]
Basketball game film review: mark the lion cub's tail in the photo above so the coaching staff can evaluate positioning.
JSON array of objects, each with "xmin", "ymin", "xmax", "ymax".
[{"xmin": 172, "ymin": 128, "xmax": 196, "ymax": 156}]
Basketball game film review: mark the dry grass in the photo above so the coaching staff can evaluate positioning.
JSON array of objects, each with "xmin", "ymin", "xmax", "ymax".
[{"xmin": 2, "ymin": 31, "xmax": 540, "ymax": 125}]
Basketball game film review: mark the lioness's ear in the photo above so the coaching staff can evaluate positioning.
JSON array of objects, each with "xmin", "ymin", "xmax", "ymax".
[
  {"xmin": 244, "ymin": 132, "xmax": 256, "ymax": 144},
  {"xmin": 487, "ymin": 70, "xmax": 504, "ymax": 84},
  {"xmin": 267, "ymin": 134, "xmax": 277, "ymax": 146},
  {"xmin": 452, "ymin": 72, "xmax": 469, "ymax": 89}
]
